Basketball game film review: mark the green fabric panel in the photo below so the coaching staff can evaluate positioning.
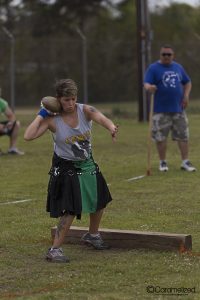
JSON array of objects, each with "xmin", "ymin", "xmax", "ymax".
[{"xmin": 74, "ymin": 159, "xmax": 97, "ymax": 213}]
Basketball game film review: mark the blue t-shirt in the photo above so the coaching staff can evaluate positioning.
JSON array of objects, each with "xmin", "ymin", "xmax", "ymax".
[{"xmin": 144, "ymin": 61, "xmax": 191, "ymax": 113}]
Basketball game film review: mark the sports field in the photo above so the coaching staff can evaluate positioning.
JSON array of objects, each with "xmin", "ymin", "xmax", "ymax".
[{"xmin": 0, "ymin": 102, "xmax": 200, "ymax": 299}]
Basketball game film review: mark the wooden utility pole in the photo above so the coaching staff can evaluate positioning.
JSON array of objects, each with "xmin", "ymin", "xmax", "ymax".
[
  {"xmin": 76, "ymin": 27, "xmax": 88, "ymax": 104},
  {"xmin": 136, "ymin": 0, "xmax": 152, "ymax": 121},
  {"xmin": 2, "ymin": 26, "xmax": 15, "ymax": 111}
]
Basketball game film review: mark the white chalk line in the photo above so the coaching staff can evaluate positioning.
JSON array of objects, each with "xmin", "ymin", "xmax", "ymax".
[
  {"xmin": 126, "ymin": 175, "xmax": 146, "ymax": 181},
  {"xmin": 0, "ymin": 199, "xmax": 34, "ymax": 205},
  {"xmin": 107, "ymin": 174, "xmax": 146, "ymax": 186}
]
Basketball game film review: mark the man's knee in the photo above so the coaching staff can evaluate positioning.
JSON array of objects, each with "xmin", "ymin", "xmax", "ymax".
[
  {"xmin": 15, "ymin": 120, "xmax": 20, "ymax": 129},
  {"xmin": 8, "ymin": 120, "xmax": 20, "ymax": 136},
  {"xmin": 11, "ymin": 120, "xmax": 20, "ymax": 133}
]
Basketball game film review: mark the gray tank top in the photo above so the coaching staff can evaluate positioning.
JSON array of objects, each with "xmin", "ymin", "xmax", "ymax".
[{"xmin": 52, "ymin": 103, "xmax": 92, "ymax": 161}]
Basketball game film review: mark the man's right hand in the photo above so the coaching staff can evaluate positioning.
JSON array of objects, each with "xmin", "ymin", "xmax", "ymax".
[
  {"xmin": 0, "ymin": 122, "xmax": 14, "ymax": 134},
  {"xmin": 144, "ymin": 83, "xmax": 157, "ymax": 94},
  {"xmin": 149, "ymin": 84, "xmax": 157, "ymax": 94}
]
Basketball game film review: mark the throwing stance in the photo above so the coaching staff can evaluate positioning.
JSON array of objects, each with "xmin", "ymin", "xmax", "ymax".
[{"xmin": 24, "ymin": 78, "xmax": 118, "ymax": 263}]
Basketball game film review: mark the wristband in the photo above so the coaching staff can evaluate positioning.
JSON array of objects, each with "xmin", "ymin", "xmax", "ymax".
[{"xmin": 38, "ymin": 108, "xmax": 50, "ymax": 118}]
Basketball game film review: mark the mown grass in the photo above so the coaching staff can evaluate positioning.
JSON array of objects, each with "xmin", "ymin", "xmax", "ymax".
[{"xmin": 0, "ymin": 101, "xmax": 200, "ymax": 299}]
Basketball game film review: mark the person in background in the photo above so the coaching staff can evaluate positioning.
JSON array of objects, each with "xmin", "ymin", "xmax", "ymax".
[
  {"xmin": 24, "ymin": 78, "xmax": 118, "ymax": 263},
  {"xmin": 144, "ymin": 44, "xmax": 196, "ymax": 172},
  {"xmin": 0, "ymin": 97, "xmax": 24, "ymax": 155}
]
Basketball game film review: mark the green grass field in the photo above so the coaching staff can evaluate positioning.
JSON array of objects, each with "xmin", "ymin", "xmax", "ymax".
[{"xmin": 1, "ymin": 102, "xmax": 200, "ymax": 299}]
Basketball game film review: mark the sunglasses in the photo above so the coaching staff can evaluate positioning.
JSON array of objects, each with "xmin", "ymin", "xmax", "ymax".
[{"xmin": 161, "ymin": 53, "xmax": 173, "ymax": 57}]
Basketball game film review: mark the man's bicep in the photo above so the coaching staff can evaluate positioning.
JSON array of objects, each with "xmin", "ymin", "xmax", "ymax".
[
  {"xmin": 83, "ymin": 104, "xmax": 99, "ymax": 121},
  {"xmin": 144, "ymin": 70, "xmax": 154, "ymax": 84}
]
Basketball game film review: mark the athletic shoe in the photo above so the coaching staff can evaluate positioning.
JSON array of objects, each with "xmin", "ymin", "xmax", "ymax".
[
  {"xmin": 45, "ymin": 248, "xmax": 70, "ymax": 263},
  {"xmin": 8, "ymin": 148, "xmax": 24, "ymax": 155},
  {"xmin": 81, "ymin": 232, "xmax": 110, "ymax": 250},
  {"xmin": 181, "ymin": 161, "xmax": 196, "ymax": 172},
  {"xmin": 159, "ymin": 161, "xmax": 169, "ymax": 172}
]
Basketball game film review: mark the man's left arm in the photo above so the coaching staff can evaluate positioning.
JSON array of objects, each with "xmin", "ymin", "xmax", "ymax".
[{"xmin": 182, "ymin": 81, "xmax": 192, "ymax": 109}]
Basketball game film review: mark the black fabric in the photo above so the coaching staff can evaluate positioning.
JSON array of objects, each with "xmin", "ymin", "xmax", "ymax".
[
  {"xmin": 96, "ymin": 171, "xmax": 112, "ymax": 210},
  {"xmin": 0, "ymin": 120, "xmax": 16, "ymax": 136},
  {"xmin": 46, "ymin": 153, "xmax": 82, "ymax": 219}
]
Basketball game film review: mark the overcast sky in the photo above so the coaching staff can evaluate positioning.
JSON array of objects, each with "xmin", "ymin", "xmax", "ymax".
[
  {"xmin": 11, "ymin": 0, "xmax": 200, "ymax": 10},
  {"xmin": 112, "ymin": 0, "xmax": 200, "ymax": 8},
  {"xmin": 148, "ymin": 0, "xmax": 200, "ymax": 9},
  {"xmin": 11, "ymin": 0, "xmax": 200, "ymax": 8}
]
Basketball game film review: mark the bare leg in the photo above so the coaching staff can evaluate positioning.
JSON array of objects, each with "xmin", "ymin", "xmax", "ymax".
[
  {"xmin": 156, "ymin": 140, "xmax": 167, "ymax": 161},
  {"xmin": 9, "ymin": 121, "xmax": 20, "ymax": 149},
  {"xmin": 89, "ymin": 209, "xmax": 104, "ymax": 234},
  {"xmin": 81, "ymin": 209, "xmax": 109, "ymax": 249},
  {"xmin": 52, "ymin": 214, "xmax": 75, "ymax": 248},
  {"xmin": 177, "ymin": 140, "xmax": 188, "ymax": 160}
]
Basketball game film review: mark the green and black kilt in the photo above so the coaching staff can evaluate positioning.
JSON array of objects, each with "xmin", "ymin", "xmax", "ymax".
[{"xmin": 46, "ymin": 153, "xmax": 112, "ymax": 219}]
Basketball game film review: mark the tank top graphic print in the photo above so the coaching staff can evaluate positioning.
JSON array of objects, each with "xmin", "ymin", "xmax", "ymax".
[{"xmin": 52, "ymin": 103, "xmax": 92, "ymax": 161}]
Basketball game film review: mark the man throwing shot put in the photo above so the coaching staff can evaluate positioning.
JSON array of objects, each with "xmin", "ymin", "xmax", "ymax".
[{"xmin": 144, "ymin": 44, "xmax": 196, "ymax": 172}]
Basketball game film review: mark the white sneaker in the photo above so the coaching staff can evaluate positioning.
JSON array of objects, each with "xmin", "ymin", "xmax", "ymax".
[
  {"xmin": 181, "ymin": 161, "xmax": 196, "ymax": 172},
  {"xmin": 8, "ymin": 148, "xmax": 24, "ymax": 155},
  {"xmin": 159, "ymin": 161, "xmax": 169, "ymax": 172}
]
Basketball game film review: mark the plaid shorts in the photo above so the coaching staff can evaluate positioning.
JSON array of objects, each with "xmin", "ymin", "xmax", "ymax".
[{"xmin": 152, "ymin": 112, "xmax": 189, "ymax": 142}]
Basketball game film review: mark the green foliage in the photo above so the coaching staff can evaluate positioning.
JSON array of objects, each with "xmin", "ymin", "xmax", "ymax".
[
  {"xmin": 0, "ymin": 1, "xmax": 200, "ymax": 105},
  {"xmin": 152, "ymin": 3, "xmax": 196, "ymax": 43},
  {"xmin": 5, "ymin": 0, "xmax": 107, "ymax": 36}
]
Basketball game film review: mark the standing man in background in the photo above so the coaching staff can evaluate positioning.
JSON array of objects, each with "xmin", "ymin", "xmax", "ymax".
[
  {"xmin": 0, "ymin": 97, "xmax": 24, "ymax": 155},
  {"xmin": 144, "ymin": 44, "xmax": 196, "ymax": 172}
]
